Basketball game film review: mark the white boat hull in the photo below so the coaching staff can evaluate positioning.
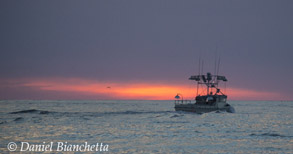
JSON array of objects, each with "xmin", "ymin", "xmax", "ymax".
[{"xmin": 174, "ymin": 103, "xmax": 234, "ymax": 113}]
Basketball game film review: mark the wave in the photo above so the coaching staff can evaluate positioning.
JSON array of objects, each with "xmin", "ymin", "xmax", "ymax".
[
  {"xmin": 10, "ymin": 109, "xmax": 39, "ymax": 114},
  {"xmin": 170, "ymin": 114, "xmax": 185, "ymax": 118},
  {"xmin": 9, "ymin": 109, "xmax": 173, "ymax": 117},
  {"xmin": 14, "ymin": 117, "xmax": 24, "ymax": 121},
  {"xmin": 10, "ymin": 109, "xmax": 52, "ymax": 114},
  {"xmin": 103, "ymin": 110, "xmax": 173, "ymax": 115},
  {"xmin": 9, "ymin": 109, "xmax": 236, "ymax": 119},
  {"xmin": 250, "ymin": 133, "xmax": 293, "ymax": 138},
  {"xmin": 0, "ymin": 121, "xmax": 7, "ymax": 125}
]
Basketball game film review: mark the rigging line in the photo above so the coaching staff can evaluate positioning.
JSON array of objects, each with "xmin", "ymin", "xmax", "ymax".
[
  {"xmin": 224, "ymin": 82, "xmax": 227, "ymax": 94},
  {"xmin": 214, "ymin": 46, "xmax": 218, "ymax": 75},
  {"xmin": 199, "ymin": 84, "xmax": 205, "ymax": 95},
  {"xmin": 196, "ymin": 81, "xmax": 199, "ymax": 96},
  {"xmin": 198, "ymin": 57, "xmax": 201, "ymax": 75},
  {"xmin": 201, "ymin": 60, "xmax": 204, "ymax": 77}
]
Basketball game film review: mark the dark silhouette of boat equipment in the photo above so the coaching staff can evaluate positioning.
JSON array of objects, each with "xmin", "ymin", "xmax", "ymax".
[{"xmin": 174, "ymin": 72, "xmax": 235, "ymax": 113}]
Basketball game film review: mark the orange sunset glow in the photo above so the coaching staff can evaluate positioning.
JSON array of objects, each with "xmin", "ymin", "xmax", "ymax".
[{"xmin": 0, "ymin": 78, "xmax": 286, "ymax": 100}]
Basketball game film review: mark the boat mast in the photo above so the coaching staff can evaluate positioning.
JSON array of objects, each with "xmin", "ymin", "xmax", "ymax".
[
  {"xmin": 214, "ymin": 51, "xmax": 218, "ymax": 94},
  {"xmin": 189, "ymin": 52, "xmax": 227, "ymax": 97}
]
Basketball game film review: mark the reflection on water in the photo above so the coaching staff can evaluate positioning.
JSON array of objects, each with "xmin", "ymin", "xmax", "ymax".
[{"xmin": 0, "ymin": 100, "xmax": 292, "ymax": 153}]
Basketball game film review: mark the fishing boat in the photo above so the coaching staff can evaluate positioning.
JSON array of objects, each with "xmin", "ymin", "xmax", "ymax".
[{"xmin": 174, "ymin": 72, "xmax": 235, "ymax": 113}]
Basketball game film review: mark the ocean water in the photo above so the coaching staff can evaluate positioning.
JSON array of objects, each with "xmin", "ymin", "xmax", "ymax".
[{"xmin": 0, "ymin": 100, "xmax": 292, "ymax": 154}]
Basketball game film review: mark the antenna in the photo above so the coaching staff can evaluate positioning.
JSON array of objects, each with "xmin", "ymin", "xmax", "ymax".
[
  {"xmin": 214, "ymin": 51, "xmax": 217, "ymax": 75},
  {"xmin": 197, "ymin": 54, "xmax": 201, "ymax": 96},
  {"xmin": 198, "ymin": 55, "xmax": 201, "ymax": 75},
  {"xmin": 201, "ymin": 60, "xmax": 204, "ymax": 76},
  {"xmin": 216, "ymin": 56, "xmax": 221, "ymax": 76}
]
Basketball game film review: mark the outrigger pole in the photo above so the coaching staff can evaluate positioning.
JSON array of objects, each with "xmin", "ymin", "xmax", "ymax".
[{"xmin": 196, "ymin": 56, "xmax": 201, "ymax": 96}]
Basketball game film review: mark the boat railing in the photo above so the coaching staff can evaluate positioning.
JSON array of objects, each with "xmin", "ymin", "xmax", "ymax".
[{"xmin": 174, "ymin": 100, "xmax": 192, "ymax": 105}]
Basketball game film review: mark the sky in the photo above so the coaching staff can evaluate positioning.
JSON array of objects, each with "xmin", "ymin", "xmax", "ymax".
[{"xmin": 0, "ymin": 0, "xmax": 292, "ymax": 100}]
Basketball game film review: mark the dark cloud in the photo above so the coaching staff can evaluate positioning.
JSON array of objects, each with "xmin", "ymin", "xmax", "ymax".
[{"xmin": 0, "ymin": 0, "xmax": 292, "ymax": 99}]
